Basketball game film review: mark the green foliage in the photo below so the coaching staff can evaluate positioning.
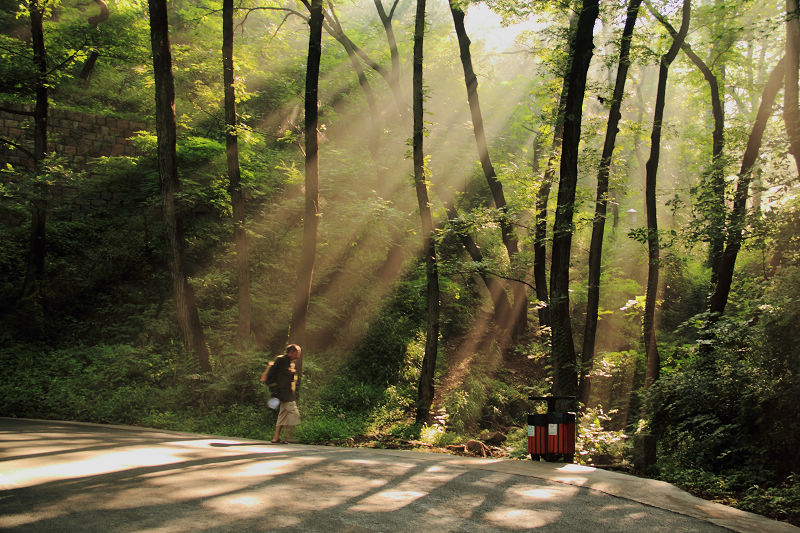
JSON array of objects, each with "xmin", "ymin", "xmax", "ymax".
[
  {"xmin": 337, "ymin": 274, "xmax": 426, "ymax": 387},
  {"xmin": 738, "ymin": 478, "xmax": 800, "ymax": 525},
  {"xmin": 484, "ymin": 377, "xmax": 530, "ymax": 427},
  {"xmin": 294, "ymin": 413, "xmax": 367, "ymax": 443},
  {"xmin": 647, "ymin": 271, "xmax": 800, "ymax": 479},
  {"xmin": 660, "ymin": 254, "xmax": 710, "ymax": 338},
  {"xmin": 576, "ymin": 406, "xmax": 628, "ymax": 465},
  {"xmin": 419, "ymin": 421, "xmax": 462, "ymax": 447},
  {"xmin": 443, "ymin": 378, "xmax": 486, "ymax": 434},
  {"xmin": 0, "ymin": 343, "xmax": 180, "ymax": 424},
  {"xmin": 191, "ymin": 404, "xmax": 276, "ymax": 441},
  {"xmin": 657, "ymin": 466, "xmax": 800, "ymax": 526}
]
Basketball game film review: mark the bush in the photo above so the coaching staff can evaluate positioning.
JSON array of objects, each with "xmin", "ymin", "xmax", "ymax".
[
  {"xmin": 294, "ymin": 413, "xmax": 367, "ymax": 443},
  {"xmin": 657, "ymin": 466, "xmax": 800, "ymax": 526},
  {"xmin": 576, "ymin": 406, "xmax": 628, "ymax": 465}
]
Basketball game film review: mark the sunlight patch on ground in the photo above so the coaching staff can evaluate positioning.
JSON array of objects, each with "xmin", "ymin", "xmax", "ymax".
[
  {"xmin": 234, "ymin": 458, "xmax": 300, "ymax": 477},
  {"xmin": 351, "ymin": 489, "xmax": 428, "ymax": 512},
  {"xmin": 551, "ymin": 475, "xmax": 590, "ymax": 486},
  {"xmin": 483, "ymin": 507, "xmax": 562, "ymax": 528},
  {"xmin": 512, "ymin": 487, "xmax": 562, "ymax": 500},
  {"xmin": 558, "ymin": 463, "xmax": 596, "ymax": 473},
  {"xmin": 349, "ymin": 465, "xmax": 463, "ymax": 513},
  {"xmin": 204, "ymin": 493, "xmax": 267, "ymax": 514},
  {"xmin": 2, "ymin": 446, "xmax": 186, "ymax": 488}
]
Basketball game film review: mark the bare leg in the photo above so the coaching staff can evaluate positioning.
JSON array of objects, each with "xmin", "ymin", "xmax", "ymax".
[{"xmin": 272, "ymin": 425, "xmax": 282, "ymax": 442}]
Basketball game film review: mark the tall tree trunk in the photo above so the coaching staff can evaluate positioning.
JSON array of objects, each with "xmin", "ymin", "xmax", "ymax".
[
  {"xmin": 223, "ymin": 0, "xmax": 252, "ymax": 347},
  {"xmin": 580, "ymin": 0, "xmax": 641, "ymax": 406},
  {"xmin": 290, "ymin": 0, "xmax": 324, "ymax": 363},
  {"xmin": 148, "ymin": 0, "xmax": 211, "ymax": 372},
  {"xmin": 649, "ymin": 2, "xmax": 726, "ymax": 282},
  {"xmin": 449, "ymin": 1, "xmax": 526, "ymax": 340},
  {"xmin": 21, "ymin": 0, "xmax": 48, "ymax": 303},
  {"xmin": 413, "ymin": 0, "xmax": 440, "ymax": 424},
  {"xmin": 709, "ymin": 58, "xmax": 785, "ymax": 316},
  {"xmin": 533, "ymin": 14, "xmax": 577, "ymax": 339},
  {"xmin": 642, "ymin": 0, "xmax": 690, "ymax": 389},
  {"xmin": 549, "ymin": 0, "xmax": 599, "ymax": 402},
  {"xmin": 785, "ymin": 0, "xmax": 800, "ymax": 177}
]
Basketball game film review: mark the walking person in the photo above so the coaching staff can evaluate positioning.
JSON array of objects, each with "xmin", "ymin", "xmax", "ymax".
[{"xmin": 262, "ymin": 344, "xmax": 302, "ymax": 443}]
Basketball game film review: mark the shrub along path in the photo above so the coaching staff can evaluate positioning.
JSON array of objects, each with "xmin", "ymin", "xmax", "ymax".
[{"xmin": 0, "ymin": 418, "xmax": 795, "ymax": 532}]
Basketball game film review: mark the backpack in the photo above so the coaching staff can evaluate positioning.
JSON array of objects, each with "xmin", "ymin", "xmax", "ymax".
[{"xmin": 263, "ymin": 357, "xmax": 281, "ymax": 396}]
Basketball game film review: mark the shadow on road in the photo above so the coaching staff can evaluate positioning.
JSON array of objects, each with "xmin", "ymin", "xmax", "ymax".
[{"xmin": 0, "ymin": 418, "xmax": 779, "ymax": 532}]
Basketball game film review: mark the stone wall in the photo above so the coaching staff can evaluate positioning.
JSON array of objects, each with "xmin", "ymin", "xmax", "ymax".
[
  {"xmin": 0, "ymin": 102, "xmax": 153, "ymax": 219},
  {"xmin": 0, "ymin": 102, "xmax": 149, "ymax": 169}
]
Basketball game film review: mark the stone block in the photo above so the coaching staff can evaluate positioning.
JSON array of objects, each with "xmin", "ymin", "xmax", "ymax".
[{"xmin": 633, "ymin": 433, "xmax": 657, "ymax": 472}]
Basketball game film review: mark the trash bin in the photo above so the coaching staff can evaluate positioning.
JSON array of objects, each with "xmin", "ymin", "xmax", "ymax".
[
  {"xmin": 528, "ymin": 395, "xmax": 576, "ymax": 462},
  {"xmin": 527, "ymin": 413, "xmax": 548, "ymax": 460}
]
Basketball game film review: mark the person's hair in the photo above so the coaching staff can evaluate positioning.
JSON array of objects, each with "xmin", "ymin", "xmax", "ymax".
[{"xmin": 286, "ymin": 344, "xmax": 301, "ymax": 355}]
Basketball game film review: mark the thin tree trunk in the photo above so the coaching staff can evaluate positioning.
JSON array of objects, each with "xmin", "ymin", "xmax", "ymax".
[
  {"xmin": 449, "ymin": 2, "xmax": 526, "ymax": 340},
  {"xmin": 223, "ymin": 0, "xmax": 252, "ymax": 347},
  {"xmin": 413, "ymin": 0, "xmax": 440, "ymax": 424},
  {"xmin": 79, "ymin": 0, "xmax": 110, "ymax": 80},
  {"xmin": 374, "ymin": 0, "xmax": 401, "ymax": 97},
  {"xmin": 649, "ymin": 2, "xmax": 726, "ymax": 282},
  {"xmin": 549, "ymin": 0, "xmax": 599, "ymax": 402},
  {"xmin": 785, "ymin": 0, "xmax": 800, "ymax": 177},
  {"xmin": 534, "ymin": 94, "xmax": 567, "ymax": 335},
  {"xmin": 445, "ymin": 204, "xmax": 514, "ymax": 327},
  {"xmin": 290, "ymin": 0, "xmax": 324, "ymax": 363},
  {"xmin": 580, "ymin": 0, "xmax": 641, "ymax": 406},
  {"xmin": 148, "ymin": 0, "xmax": 211, "ymax": 372},
  {"xmin": 709, "ymin": 58, "xmax": 785, "ymax": 316},
  {"xmin": 21, "ymin": 0, "xmax": 48, "ymax": 304},
  {"xmin": 337, "ymin": 2, "xmax": 404, "ymax": 114},
  {"xmin": 642, "ymin": 0, "xmax": 690, "ymax": 389}
]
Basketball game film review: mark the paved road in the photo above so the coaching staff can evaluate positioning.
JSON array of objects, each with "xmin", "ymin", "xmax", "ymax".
[{"xmin": 0, "ymin": 419, "xmax": 796, "ymax": 532}]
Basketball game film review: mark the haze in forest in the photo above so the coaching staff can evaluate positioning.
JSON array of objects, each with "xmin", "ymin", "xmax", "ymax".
[{"xmin": 1, "ymin": 0, "xmax": 798, "ymax": 526}]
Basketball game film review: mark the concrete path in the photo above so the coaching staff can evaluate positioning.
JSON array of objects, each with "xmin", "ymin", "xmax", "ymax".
[{"xmin": 0, "ymin": 418, "xmax": 796, "ymax": 532}]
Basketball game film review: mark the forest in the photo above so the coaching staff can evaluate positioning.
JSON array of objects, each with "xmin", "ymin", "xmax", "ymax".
[{"xmin": 1, "ymin": 0, "xmax": 799, "ymax": 525}]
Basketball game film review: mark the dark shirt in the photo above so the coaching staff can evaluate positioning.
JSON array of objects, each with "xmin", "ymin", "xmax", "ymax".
[{"xmin": 273, "ymin": 355, "xmax": 295, "ymax": 402}]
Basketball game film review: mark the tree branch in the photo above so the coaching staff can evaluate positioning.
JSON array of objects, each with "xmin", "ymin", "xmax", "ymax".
[{"xmin": 0, "ymin": 137, "xmax": 34, "ymax": 158}]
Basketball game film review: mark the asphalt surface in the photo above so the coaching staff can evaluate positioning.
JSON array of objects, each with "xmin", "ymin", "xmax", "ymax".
[{"xmin": 0, "ymin": 418, "xmax": 797, "ymax": 532}]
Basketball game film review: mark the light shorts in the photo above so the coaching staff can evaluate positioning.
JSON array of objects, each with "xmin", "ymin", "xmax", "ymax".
[{"xmin": 276, "ymin": 401, "xmax": 301, "ymax": 427}]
